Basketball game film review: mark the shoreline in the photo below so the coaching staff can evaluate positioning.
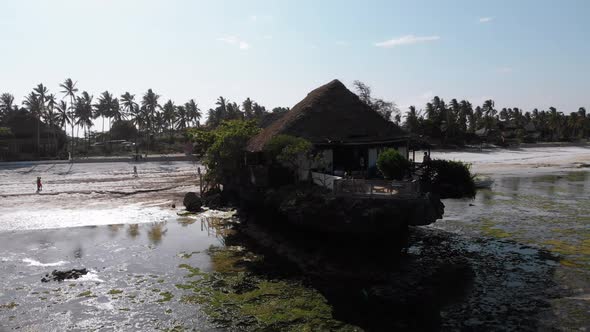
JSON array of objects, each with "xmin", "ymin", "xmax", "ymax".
[
  {"xmin": 426, "ymin": 145, "xmax": 590, "ymax": 175},
  {"xmin": 0, "ymin": 154, "xmax": 196, "ymax": 167},
  {"xmin": 429, "ymin": 141, "xmax": 590, "ymax": 153}
]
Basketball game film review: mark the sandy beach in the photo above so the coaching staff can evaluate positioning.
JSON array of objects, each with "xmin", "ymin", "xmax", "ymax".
[{"xmin": 429, "ymin": 145, "xmax": 590, "ymax": 175}]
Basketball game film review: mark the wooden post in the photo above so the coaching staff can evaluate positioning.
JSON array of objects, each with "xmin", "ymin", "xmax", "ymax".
[{"xmin": 198, "ymin": 167, "xmax": 203, "ymax": 194}]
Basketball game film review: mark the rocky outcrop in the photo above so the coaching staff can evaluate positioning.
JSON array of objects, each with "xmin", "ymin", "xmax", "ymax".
[
  {"xmin": 41, "ymin": 268, "xmax": 88, "ymax": 282},
  {"xmin": 240, "ymin": 185, "xmax": 444, "ymax": 234},
  {"xmin": 183, "ymin": 192, "xmax": 203, "ymax": 212}
]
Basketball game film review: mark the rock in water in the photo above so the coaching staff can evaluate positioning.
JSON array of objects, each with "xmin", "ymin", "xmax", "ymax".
[
  {"xmin": 183, "ymin": 192, "xmax": 203, "ymax": 212},
  {"xmin": 41, "ymin": 268, "xmax": 89, "ymax": 282}
]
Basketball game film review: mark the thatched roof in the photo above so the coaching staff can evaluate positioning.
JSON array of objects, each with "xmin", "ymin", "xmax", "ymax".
[{"xmin": 247, "ymin": 79, "xmax": 408, "ymax": 152}]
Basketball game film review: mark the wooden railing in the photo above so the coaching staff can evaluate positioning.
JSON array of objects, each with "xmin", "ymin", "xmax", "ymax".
[{"xmin": 333, "ymin": 178, "xmax": 420, "ymax": 198}]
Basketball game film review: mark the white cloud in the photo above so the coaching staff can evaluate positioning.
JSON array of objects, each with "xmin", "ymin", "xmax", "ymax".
[
  {"xmin": 479, "ymin": 17, "xmax": 494, "ymax": 23},
  {"xmin": 249, "ymin": 15, "xmax": 258, "ymax": 22},
  {"xmin": 217, "ymin": 36, "xmax": 251, "ymax": 50},
  {"xmin": 375, "ymin": 35, "xmax": 440, "ymax": 48}
]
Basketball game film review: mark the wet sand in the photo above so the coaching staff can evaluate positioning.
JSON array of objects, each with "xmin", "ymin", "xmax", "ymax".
[{"xmin": 429, "ymin": 145, "xmax": 590, "ymax": 175}]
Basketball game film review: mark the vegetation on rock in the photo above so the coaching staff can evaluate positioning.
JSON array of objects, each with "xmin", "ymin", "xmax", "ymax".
[
  {"xmin": 202, "ymin": 120, "xmax": 260, "ymax": 188},
  {"xmin": 376, "ymin": 148, "xmax": 411, "ymax": 180},
  {"xmin": 421, "ymin": 159, "xmax": 476, "ymax": 198},
  {"xmin": 175, "ymin": 247, "xmax": 360, "ymax": 331}
]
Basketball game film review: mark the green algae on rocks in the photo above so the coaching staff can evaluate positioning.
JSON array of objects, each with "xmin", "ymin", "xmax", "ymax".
[{"xmin": 175, "ymin": 247, "xmax": 361, "ymax": 331}]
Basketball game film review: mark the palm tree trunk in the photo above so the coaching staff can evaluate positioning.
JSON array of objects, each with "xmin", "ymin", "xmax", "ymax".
[
  {"xmin": 36, "ymin": 113, "xmax": 40, "ymax": 160},
  {"xmin": 71, "ymin": 124, "xmax": 75, "ymax": 160}
]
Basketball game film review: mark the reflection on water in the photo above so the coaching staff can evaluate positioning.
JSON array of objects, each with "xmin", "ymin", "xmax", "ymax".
[
  {"xmin": 147, "ymin": 221, "xmax": 168, "ymax": 245},
  {"xmin": 127, "ymin": 224, "xmax": 140, "ymax": 238},
  {"xmin": 108, "ymin": 224, "xmax": 124, "ymax": 237}
]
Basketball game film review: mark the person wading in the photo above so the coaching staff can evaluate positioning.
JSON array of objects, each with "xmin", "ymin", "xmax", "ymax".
[{"xmin": 36, "ymin": 177, "xmax": 43, "ymax": 193}]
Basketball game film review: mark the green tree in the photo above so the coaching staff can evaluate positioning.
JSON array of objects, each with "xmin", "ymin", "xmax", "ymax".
[
  {"xmin": 110, "ymin": 120, "xmax": 138, "ymax": 141},
  {"xmin": 353, "ymin": 80, "xmax": 399, "ymax": 121},
  {"xmin": 204, "ymin": 120, "xmax": 260, "ymax": 188}
]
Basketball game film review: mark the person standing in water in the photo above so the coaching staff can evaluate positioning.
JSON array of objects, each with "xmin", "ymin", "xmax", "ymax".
[
  {"xmin": 133, "ymin": 166, "xmax": 138, "ymax": 178},
  {"xmin": 36, "ymin": 177, "xmax": 42, "ymax": 193}
]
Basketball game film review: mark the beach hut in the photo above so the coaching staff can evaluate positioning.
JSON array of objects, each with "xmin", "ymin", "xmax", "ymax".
[{"xmin": 246, "ymin": 79, "xmax": 409, "ymax": 185}]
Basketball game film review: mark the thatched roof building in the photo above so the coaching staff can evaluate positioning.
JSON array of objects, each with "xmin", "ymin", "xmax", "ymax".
[{"xmin": 246, "ymin": 79, "xmax": 407, "ymax": 152}]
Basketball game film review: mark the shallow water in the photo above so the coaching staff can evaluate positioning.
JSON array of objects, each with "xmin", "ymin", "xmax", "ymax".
[
  {"xmin": 0, "ymin": 154, "xmax": 589, "ymax": 330},
  {"xmin": 433, "ymin": 169, "xmax": 590, "ymax": 328},
  {"xmin": 0, "ymin": 161, "xmax": 222, "ymax": 331}
]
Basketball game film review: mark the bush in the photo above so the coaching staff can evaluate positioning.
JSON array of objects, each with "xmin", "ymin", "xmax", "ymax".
[
  {"xmin": 422, "ymin": 159, "xmax": 475, "ymax": 198},
  {"xmin": 376, "ymin": 148, "xmax": 410, "ymax": 180}
]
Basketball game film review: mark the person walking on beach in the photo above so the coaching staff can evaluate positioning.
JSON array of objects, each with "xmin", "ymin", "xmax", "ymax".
[
  {"xmin": 423, "ymin": 152, "xmax": 431, "ymax": 164},
  {"xmin": 133, "ymin": 166, "xmax": 138, "ymax": 178},
  {"xmin": 36, "ymin": 177, "xmax": 42, "ymax": 193}
]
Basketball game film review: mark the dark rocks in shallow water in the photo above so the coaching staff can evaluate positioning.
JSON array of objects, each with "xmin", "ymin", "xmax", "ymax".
[
  {"xmin": 201, "ymin": 188, "xmax": 226, "ymax": 209},
  {"xmin": 183, "ymin": 192, "xmax": 202, "ymax": 212},
  {"xmin": 41, "ymin": 268, "xmax": 88, "ymax": 282}
]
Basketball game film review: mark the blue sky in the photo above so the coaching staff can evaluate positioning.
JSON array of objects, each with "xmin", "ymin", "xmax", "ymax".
[{"xmin": 1, "ymin": 0, "xmax": 589, "ymax": 122}]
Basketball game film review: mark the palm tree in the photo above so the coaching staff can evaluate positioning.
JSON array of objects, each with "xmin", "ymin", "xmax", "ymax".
[
  {"xmin": 404, "ymin": 106, "xmax": 421, "ymax": 134},
  {"xmin": 95, "ymin": 91, "xmax": 120, "ymax": 140},
  {"xmin": 75, "ymin": 92, "xmax": 94, "ymax": 152},
  {"xmin": 45, "ymin": 94, "xmax": 59, "ymax": 155},
  {"xmin": 0, "ymin": 93, "xmax": 15, "ymax": 123},
  {"xmin": 242, "ymin": 98, "xmax": 254, "ymax": 120},
  {"xmin": 175, "ymin": 105, "xmax": 189, "ymax": 130},
  {"xmin": 215, "ymin": 96, "xmax": 228, "ymax": 119},
  {"xmin": 60, "ymin": 79, "xmax": 78, "ymax": 158},
  {"xmin": 162, "ymin": 100, "xmax": 176, "ymax": 140},
  {"xmin": 56, "ymin": 100, "xmax": 70, "ymax": 143},
  {"xmin": 185, "ymin": 99, "xmax": 201, "ymax": 127},
  {"xmin": 548, "ymin": 107, "xmax": 562, "ymax": 140},
  {"xmin": 32, "ymin": 84, "xmax": 48, "ymax": 157},
  {"xmin": 120, "ymin": 92, "xmax": 138, "ymax": 118},
  {"xmin": 23, "ymin": 91, "xmax": 43, "ymax": 157},
  {"xmin": 121, "ymin": 92, "xmax": 143, "ymax": 155},
  {"xmin": 140, "ymin": 89, "xmax": 160, "ymax": 156}
]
